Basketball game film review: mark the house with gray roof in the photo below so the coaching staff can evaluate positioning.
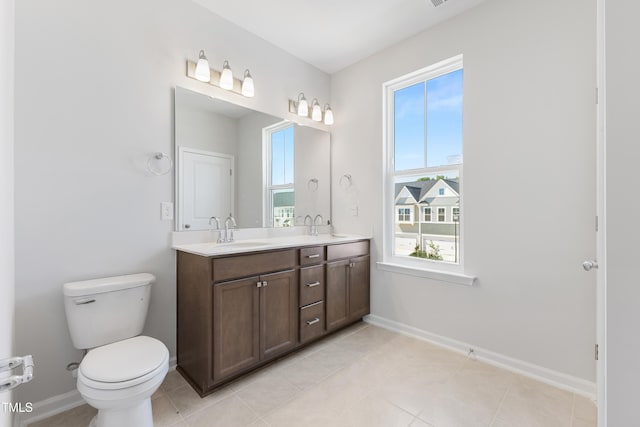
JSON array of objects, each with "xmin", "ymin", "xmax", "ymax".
[{"xmin": 395, "ymin": 178, "xmax": 460, "ymax": 238}]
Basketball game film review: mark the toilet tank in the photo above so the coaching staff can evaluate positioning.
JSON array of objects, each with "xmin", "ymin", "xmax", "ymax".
[{"xmin": 63, "ymin": 273, "xmax": 155, "ymax": 350}]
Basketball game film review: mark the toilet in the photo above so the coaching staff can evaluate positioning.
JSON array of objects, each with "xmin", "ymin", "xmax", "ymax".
[{"xmin": 63, "ymin": 273, "xmax": 169, "ymax": 427}]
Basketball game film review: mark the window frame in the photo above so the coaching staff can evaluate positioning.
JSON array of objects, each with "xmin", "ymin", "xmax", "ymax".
[
  {"xmin": 422, "ymin": 206, "xmax": 432, "ymax": 223},
  {"xmin": 396, "ymin": 206, "xmax": 413, "ymax": 224},
  {"xmin": 437, "ymin": 207, "xmax": 446, "ymax": 223},
  {"xmin": 262, "ymin": 121, "xmax": 295, "ymax": 227},
  {"xmin": 380, "ymin": 55, "xmax": 473, "ymax": 284}
]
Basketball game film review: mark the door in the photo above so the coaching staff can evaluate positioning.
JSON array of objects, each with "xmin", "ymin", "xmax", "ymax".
[
  {"xmin": 349, "ymin": 256, "xmax": 370, "ymax": 321},
  {"xmin": 260, "ymin": 270, "xmax": 297, "ymax": 359},
  {"xmin": 1, "ymin": 3, "xmax": 15, "ymax": 425},
  {"xmin": 212, "ymin": 277, "xmax": 260, "ymax": 381},
  {"xmin": 178, "ymin": 147, "xmax": 234, "ymax": 231},
  {"xmin": 326, "ymin": 260, "xmax": 349, "ymax": 331}
]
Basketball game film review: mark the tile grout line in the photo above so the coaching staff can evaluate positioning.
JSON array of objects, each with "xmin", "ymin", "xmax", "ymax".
[
  {"xmin": 488, "ymin": 382, "xmax": 512, "ymax": 426},
  {"xmin": 569, "ymin": 393, "xmax": 576, "ymax": 427}
]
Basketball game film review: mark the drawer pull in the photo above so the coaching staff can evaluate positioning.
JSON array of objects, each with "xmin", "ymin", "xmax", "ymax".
[
  {"xmin": 306, "ymin": 254, "xmax": 320, "ymax": 259},
  {"xmin": 306, "ymin": 318, "xmax": 320, "ymax": 326},
  {"xmin": 306, "ymin": 281, "xmax": 321, "ymax": 288}
]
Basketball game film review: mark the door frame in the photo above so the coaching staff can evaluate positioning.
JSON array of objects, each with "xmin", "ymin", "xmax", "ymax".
[{"xmin": 596, "ymin": 0, "xmax": 607, "ymax": 424}]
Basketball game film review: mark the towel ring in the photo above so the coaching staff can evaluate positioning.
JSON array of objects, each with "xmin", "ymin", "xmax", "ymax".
[
  {"xmin": 147, "ymin": 152, "xmax": 173, "ymax": 176},
  {"xmin": 307, "ymin": 178, "xmax": 319, "ymax": 192}
]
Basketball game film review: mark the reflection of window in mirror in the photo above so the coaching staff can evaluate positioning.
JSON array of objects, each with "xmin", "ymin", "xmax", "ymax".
[{"xmin": 264, "ymin": 122, "xmax": 295, "ymax": 227}]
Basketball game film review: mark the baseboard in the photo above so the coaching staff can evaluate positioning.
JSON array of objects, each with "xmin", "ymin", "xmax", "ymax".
[
  {"xmin": 364, "ymin": 314, "xmax": 596, "ymax": 400},
  {"xmin": 16, "ymin": 355, "xmax": 178, "ymax": 426}
]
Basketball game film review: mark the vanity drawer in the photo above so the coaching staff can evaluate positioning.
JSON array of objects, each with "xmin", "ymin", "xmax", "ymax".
[
  {"xmin": 212, "ymin": 249, "xmax": 296, "ymax": 282},
  {"xmin": 299, "ymin": 246, "xmax": 325, "ymax": 266},
  {"xmin": 299, "ymin": 265, "xmax": 325, "ymax": 307},
  {"xmin": 300, "ymin": 302, "xmax": 324, "ymax": 344},
  {"xmin": 326, "ymin": 241, "xmax": 369, "ymax": 261}
]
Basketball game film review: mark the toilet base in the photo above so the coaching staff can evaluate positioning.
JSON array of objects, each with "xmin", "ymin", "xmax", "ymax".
[{"xmin": 89, "ymin": 398, "xmax": 153, "ymax": 427}]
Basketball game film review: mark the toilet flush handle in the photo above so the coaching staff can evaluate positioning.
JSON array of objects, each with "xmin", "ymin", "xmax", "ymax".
[{"xmin": 74, "ymin": 298, "xmax": 96, "ymax": 305}]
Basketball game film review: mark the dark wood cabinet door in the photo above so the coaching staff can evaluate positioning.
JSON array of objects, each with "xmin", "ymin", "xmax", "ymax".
[
  {"xmin": 260, "ymin": 270, "xmax": 298, "ymax": 359},
  {"xmin": 349, "ymin": 255, "xmax": 370, "ymax": 321},
  {"xmin": 326, "ymin": 260, "xmax": 350, "ymax": 331},
  {"xmin": 212, "ymin": 276, "xmax": 260, "ymax": 381}
]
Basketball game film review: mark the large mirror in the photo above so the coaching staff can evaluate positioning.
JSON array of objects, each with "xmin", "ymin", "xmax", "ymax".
[{"xmin": 174, "ymin": 87, "xmax": 331, "ymax": 231}]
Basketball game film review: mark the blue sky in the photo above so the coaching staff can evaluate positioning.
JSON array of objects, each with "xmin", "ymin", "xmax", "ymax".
[
  {"xmin": 394, "ymin": 69, "xmax": 463, "ymax": 171},
  {"xmin": 271, "ymin": 125, "xmax": 294, "ymax": 185}
]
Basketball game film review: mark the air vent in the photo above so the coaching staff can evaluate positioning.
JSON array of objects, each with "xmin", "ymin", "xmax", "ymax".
[{"xmin": 431, "ymin": 0, "xmax": 448, "ymax": 7}]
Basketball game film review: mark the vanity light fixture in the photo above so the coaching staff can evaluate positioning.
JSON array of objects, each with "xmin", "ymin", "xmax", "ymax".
[
  {"xmin": 241, "ymin": 69, "xmax": 254, "ymax": 97},
  {"xmin": 323, "ymin": 104, "xmax": 334, "ymax": 125},
  {"xmin": 296, "ymin": 93, "xmax": 309, "ymax": 117},
  {"xmin": 311, "ymin": 99, "xmax": 322, "ymax": 122},
  {"xmin": 219, "ymin": 60, "xmax": 234, "ymax": 90},
  {"xmin": 287, "ymin": 95, "xmax": 335, "ymax": 125},
  {"xmin": 186, "ymin": 52, "xmax": 255, "ymax": 98},
  {"xmin": 194, "ymin": 50, "xmax": 211, "ymax": 82}
]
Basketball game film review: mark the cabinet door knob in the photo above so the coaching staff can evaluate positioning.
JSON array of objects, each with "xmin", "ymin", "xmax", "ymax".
[
  {"xmin": 306, "ymin": 281, "xmax": 321, "ymax": 288},
  {"xmin": 256, "ymin": 281, "xmax": 262, "ymax": 288},
  {"xmin": 306, "ymin": 318, "xmax": 320, "ymax": 326},
  {"xmin": 263, "ymin": 281, "xmax": 268, "ymax": 287}
]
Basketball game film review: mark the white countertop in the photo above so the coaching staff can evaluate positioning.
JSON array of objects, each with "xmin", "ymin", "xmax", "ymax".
[{"xmin": 172, "ymin": 234, "xmax": 370, "ymax": 257}]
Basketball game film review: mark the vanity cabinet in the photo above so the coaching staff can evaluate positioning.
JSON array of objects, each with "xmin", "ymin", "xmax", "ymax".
[
  {"xmin": 326, "ymin": 254, "xmax": 370, "ymax": 331},
  {"xmin": 176, "ymin": 239, "xmax": 369, "ymax": 396},
  {"xmin": 212, "ymin": 269, "xmax": 297, "ymax": 381}
]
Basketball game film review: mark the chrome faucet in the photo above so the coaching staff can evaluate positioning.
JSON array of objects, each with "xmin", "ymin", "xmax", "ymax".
[
  {"xmin": 304, "ymin": 214, "xmax": 314, "ymax": 236},
  {"xmin": 313, "ymin": 214, "xmax": 323, "ymax": 236},
  {"xmin": 224, "ymin": 214, "xmax": 237, "ymax": 243},
  {"xmin": 209, "ymin": 217, "xmax": 224, "ymax": 243}
]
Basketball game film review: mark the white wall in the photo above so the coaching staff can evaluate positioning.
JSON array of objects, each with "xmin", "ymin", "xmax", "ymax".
[
  {"xmin": 0, "ymin": 0, "xmax": 15, "ymax": 424},
  {"xmin": 331, "ymin": 0, "xmax": 597, "ymax": 382},
  {"xmin": 605, "ymin": 0, "xmax": 640, "ymax": 423},
  {"xmin": 14, "ymin": 0, "xmax": 329, "ymax": 405},
  {"xmin": 294, "ymin": 126, "xmax": 331, "ymax": 224},
  {"xmin": 236, "ymin": 111, "xmax": 282, "ymax": 227}
]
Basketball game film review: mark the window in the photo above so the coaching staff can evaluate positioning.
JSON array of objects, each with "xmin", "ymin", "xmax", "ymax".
[
  {"xmin": 397, "ymin": 207, "xmax": 412, "ymax": 223},
  {"xmin": 423, "ymin": 207, "xmax": 432, "ymax": 222},
  {"xmin": 383, "ymin": 55, "xmax": 464, "ymax": 273},
  {"xmin": 264, "ymin": 122, "xmax": 294, "ymax": 227}
]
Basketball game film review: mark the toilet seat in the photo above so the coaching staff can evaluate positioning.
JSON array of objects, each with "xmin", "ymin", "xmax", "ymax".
[{"xmin": 79, "ymin": 336, "xmax": 169, "ymax": 391}]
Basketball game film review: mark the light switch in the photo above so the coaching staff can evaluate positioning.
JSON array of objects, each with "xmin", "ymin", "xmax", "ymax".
[{"xmin": 161, "ymin": 202, "xmax": 174, "ymax": 220}]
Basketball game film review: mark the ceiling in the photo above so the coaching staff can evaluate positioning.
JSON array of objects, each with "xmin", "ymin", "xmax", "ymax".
[{"xmin": 192, "ymin": 0, "xmax": 484, "ymax": 74}]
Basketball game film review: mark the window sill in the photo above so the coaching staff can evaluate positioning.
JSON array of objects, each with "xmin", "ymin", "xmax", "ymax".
[{"xmin": 376, "ymin": 261, "xmax": 476, "ymax": 286}]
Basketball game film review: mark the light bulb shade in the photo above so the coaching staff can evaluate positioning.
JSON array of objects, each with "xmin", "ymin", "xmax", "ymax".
[
  {"xmin": 220, "ymin": 60, "xmax": 234, "ymax": 90},
  {"xmin": 297, "ymin": 93, "xmax": 308, "ymax": 117},
  {"xmin": 241, "ymin": 69, "xmax": 254, "ymax": 97},
  {"xmin": 323, "ymin": 105, "xmax": 334, "ymax": 125},
  {"xmin": 195, "ymin": 50, "xmax": 211, "ymax": 82},
  {"xmin": 311, "ymin": 99, "xmax": 322, "ymax": 121}
]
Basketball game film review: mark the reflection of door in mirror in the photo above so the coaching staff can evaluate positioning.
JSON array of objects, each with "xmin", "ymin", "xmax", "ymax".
[
  {"xmin": 263, "ymin": 122, "xmax": 295, "ymax": 227},
  {"xmin": 178, "ymin": 147, "xmax": 234, "ymax": 231}
]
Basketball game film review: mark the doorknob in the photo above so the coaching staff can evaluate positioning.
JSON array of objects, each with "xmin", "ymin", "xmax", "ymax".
[{"xmin": 583, "ymin": 260, "xmax": 598, "ymax": 271}]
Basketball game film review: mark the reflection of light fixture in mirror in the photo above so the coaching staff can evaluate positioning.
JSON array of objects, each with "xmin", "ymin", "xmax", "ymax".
[
  {"xmin": 296, "ymin": 93, "xmax": 308, "ymax": 116},
  {"xmin": 311, "ymin": 99, "xmax": 322, "ymax": 122},
  {"xmin": 323, "ymin": 104, "xmax": 334, "ymax": 125},
  {"xmin": 219, "ymin": 60, "xmax": 234, "ymax": 90},
  {"xmin": 194, "ymin": 50, "xmax": 211, "ymax": 82},
  {"xmin": 241, "ymin": 69, "xmax": 254, "ymax": 97}
]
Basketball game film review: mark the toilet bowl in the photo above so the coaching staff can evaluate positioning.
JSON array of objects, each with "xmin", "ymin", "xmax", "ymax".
[
  {"xmin": 63, "ymin": 273, "xmax": 169, "ymax": 427},
  {"xmin": 77, "ymin": 336, "xmax": 169, "ymax": 427}
]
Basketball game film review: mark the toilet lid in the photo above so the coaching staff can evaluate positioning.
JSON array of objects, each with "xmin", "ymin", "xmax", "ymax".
[{"xmin": 80, "ymin": 336, "xmax": 168, "ymax": 383}]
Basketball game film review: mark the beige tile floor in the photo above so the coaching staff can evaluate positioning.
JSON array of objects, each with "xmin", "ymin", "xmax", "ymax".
[{"xmin": 30, "ymin": 323, "xmax": 597, "ymax": 427}]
